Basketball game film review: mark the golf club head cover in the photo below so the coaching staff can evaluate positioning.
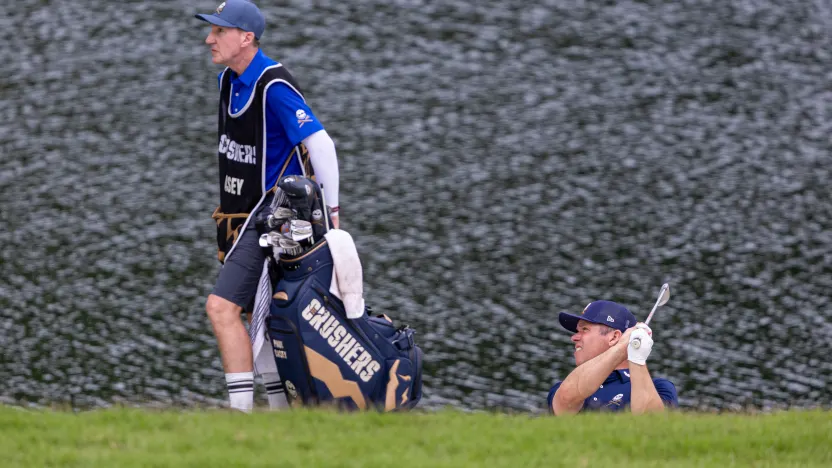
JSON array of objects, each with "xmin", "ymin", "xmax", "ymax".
[{"xmin": 277, "ymin": 175, "xmax": 329, "ymax": 242}]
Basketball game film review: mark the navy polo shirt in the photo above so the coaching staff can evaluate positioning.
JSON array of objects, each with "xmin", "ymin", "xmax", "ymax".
[
  {"xmin": 547, "ymin": 369, "xmax": 678, "ymax": 413},
  {"xmin": 218, "ymin": 49, "xmax": 324, "ymax": 189}
]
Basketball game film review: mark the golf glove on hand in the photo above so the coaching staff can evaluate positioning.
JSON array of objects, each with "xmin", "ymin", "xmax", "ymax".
[{"xmin": 627, "ymin": 323, "xmax": 653, "ymax": 366}]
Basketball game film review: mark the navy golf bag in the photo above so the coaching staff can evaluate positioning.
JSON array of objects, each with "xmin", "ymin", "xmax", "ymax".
[
  {"xmin": 266, "ymin": 241, "xmax": 423, "ymax": 411},
  {"xmin": 260, "ymin": 176, "xmax": 423, "ymax": 411}
]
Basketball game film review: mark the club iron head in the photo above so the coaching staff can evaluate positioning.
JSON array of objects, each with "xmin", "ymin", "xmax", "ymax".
[
  {"xmin": 277, "ymin": 237, "xmax": 301, "ymax": 250},
  {"xmin": 258, "ymin": 233, "xmax": 272, "ymax": 248},
  {"xmin": 288, "ymin": 220, "xmax": 313, "ymax": 241},
  {"xmin": 656, "ymin": 283, "xmax": 670, "ymax": 308},
  {"xmin": 267, "ymin": 207, "xmax": 296, "ymax": 229}
]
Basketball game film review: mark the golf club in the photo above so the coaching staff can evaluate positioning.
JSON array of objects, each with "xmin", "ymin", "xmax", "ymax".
[
  {"xmin": 259, "ymin": 231, "xmax": 306, "ymax": 249},
  {"xmin": 288, "ymin": 220, "xmax": 313, "ymax": 242},
  {"xmin": 278, "ymin": 236, "xmax": 304, "ymax": 257},
  {"xmin": 267, "ymin": 207, "xmax": 296, "ymax": 229},
  {"xmin": 258, "ymin": 232, "xmax": 277, "ymax": 248},
  {"xmin": 320, "ymin": 185, "xmax": 331, "ymax": 232},
  {"xmin": 632, "ymin": 283, "xmax": 670, "ymax": 349}
]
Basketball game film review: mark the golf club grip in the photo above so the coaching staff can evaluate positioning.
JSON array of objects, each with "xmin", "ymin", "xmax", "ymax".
[{"xmin": 631, "ymin": 311, "xmax": 652, "ymax": 349}]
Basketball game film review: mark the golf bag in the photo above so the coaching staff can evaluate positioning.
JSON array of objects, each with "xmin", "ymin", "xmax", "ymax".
[{"xmin": 260, "ymin": 176, "xmax": 423, "ymax": 411}]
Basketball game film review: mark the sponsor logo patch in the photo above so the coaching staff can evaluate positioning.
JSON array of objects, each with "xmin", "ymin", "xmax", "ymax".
[
  {"xmin": 606, "ymin": 393, "xmax": 625, "ymax": 407},
  {"xmin": 296, "ymin": 109, "xmax": 313, "ymax": 127},
  {"xmin": 285, "ymin": 380, "xmax": 298, "ymax": 400}
]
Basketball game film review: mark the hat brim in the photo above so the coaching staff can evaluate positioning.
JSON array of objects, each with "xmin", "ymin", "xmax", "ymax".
[
  {"xmin": 195, "ymin": 13, "xmax": 239, "ymax": 30},
  {"xmin": 558, "ymin": 312, "xmax": 604, "ymax": 333}
]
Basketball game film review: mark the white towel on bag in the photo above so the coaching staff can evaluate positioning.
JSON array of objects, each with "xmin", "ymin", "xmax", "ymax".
[{"xmin": 324, "ymin": 229, "xmax": 365, "ymax": 319}]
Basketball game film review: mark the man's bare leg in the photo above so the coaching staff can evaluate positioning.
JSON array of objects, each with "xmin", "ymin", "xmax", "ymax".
[{"xmin": 206, "ymin": 294, "xmax": 254, "ymax": 412}]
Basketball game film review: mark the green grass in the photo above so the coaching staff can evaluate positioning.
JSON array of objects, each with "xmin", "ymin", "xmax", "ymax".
[{"xmin": 1, "ymin": 407, "xmax": 830, "ymax": 467}]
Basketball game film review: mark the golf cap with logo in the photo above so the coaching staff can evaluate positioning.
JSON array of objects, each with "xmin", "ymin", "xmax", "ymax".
[
  {"xmin": 195, "ymin": 0, "xmax": 266, "ymax": 40},
  {"xmin": 558, "ymin": 300, "xmax": 636, "ymax": 333}
]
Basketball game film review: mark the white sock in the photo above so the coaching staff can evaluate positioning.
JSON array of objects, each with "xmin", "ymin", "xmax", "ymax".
[
  {"xmin": 261, "ymin": 372, "xmax": 289, "ymax": 409},
  {"xmin": 225, "ymin": 372, "xmax": 254, "ymax": 413}
]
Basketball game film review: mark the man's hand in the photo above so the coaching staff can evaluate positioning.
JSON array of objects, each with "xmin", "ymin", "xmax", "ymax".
[{"xmin": 627, "ymin": 323, "xmax": 653, "ymax": 366}]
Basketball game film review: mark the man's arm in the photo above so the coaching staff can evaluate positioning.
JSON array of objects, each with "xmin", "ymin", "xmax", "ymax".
[
  {"xmin": 265, "ymin": 84, "xmax": 340, "ymax": 227},
  {"xmin": 626, "ymin": 324, "xmax": 665, "ymax": 414},
  {"xmin": 552, "ymin": 344, "xmax": 627, "ymax": 415},
  {"xmin": 302, "ymin": 130, "xmax": 340, "ymax": 228},
  {"xmin": 628, "ymin": 363, "xmax": 665, "ymax": 414}
]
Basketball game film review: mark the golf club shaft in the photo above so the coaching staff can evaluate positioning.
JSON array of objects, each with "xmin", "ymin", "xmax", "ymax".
[
  {"xmin": 643, "ymin": 298, "xmax": 662, "ymax": 326},
  {"xmin": 632, "ymin": 284, "xmax": 669, "ymax": 349},
  {"xmin": 320, "ymin": 185, "xmax": 330, "ymax": 232}
]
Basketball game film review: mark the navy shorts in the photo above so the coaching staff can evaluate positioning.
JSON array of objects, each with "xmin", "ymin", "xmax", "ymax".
[{"xmin": 211, "ymin": 219, "xmax": 267, "ymax": 312}]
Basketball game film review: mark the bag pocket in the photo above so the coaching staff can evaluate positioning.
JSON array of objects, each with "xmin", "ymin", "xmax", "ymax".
[
  {"xmin": 267, "ymin": 315, "xmax": 318, "ymax": 407},
  {"xmin": 382, "ymin": 357, "xmax": 416, "ymax": 411}
]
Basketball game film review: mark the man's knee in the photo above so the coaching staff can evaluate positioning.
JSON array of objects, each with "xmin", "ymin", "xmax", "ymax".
[{"xmin": 206, "ymin": 294, "xmax": 243, "ymax": 325}]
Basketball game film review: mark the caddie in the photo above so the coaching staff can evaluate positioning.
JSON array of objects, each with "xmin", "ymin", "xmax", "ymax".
[
  {"xmin": 548, "ymin": 300, "xmax": 678, "ymax": 415},
  {"xmin": 195, "ymin": 0, "xmax": 341, "ymax": 412}
]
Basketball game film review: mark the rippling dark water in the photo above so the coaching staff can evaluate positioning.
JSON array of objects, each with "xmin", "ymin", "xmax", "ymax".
[{"xmin": 1, "ymin": 0, "xmax": 831, "ymax": 413}]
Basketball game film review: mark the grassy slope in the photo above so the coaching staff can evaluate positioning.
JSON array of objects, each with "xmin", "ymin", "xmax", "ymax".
[{"xmin": 1, "ymin": 408, "xmax": 830, "ymax": 467}]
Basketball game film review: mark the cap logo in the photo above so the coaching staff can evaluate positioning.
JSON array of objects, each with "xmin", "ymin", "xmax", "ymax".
[
  {"xmin": 582, "ymin": 303, "xmax": 591, "ymax": 314},
  {"xmin": 216, "ymin": 2, "xmax": 226, "ymax": 14},
  {"xmin": 606, "ymin": 315, "xmax": 615, "ymax": 323}
]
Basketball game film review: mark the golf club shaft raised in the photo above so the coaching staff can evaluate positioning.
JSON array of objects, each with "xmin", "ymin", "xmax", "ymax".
[{"xmin": 632, "ymin": 283, "xmax": 669, "ymax": 349}]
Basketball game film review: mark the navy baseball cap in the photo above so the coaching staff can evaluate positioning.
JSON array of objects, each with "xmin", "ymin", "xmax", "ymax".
[
  {"xmin": 195, "ymin": 0, "xmax": 266, "ymax": 40},
  {"xmin": 558, "ymin": 300, "xmax": 636, "ymax": 333}
]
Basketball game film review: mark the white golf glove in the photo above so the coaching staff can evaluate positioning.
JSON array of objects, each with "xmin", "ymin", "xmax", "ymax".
[{"xmin": 627, "ymin": 323, "xmax": 653, "ymax": 366}]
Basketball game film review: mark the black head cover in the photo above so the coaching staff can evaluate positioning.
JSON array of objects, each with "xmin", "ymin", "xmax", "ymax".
[{"xmin": 277, "ymin": 175, "xmax": 330, "ymax": 242}]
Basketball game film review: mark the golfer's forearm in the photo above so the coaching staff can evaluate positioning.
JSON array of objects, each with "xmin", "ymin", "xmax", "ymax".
[
  {"xmin": 629, "ymin": 363, "xmax": 664, "ymax": 414},
  {"xmin": 554, "ymin": 346, "xmax": 626, "ymax": 414}
]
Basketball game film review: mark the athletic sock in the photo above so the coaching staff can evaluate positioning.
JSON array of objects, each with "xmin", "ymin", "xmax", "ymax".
[
  {"xmin": 225, "ymin": 372, "xmax": 254, "ymax": 413},
  {"xmin": 261, "ymin": 372, "xmax": 289, "ymax": 409}
]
